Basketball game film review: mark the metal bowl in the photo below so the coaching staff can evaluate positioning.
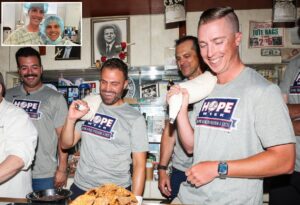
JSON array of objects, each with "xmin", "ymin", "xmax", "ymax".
[{"xmin": 26, "ymin": 188, "xmax": 72, "ymax": 203}]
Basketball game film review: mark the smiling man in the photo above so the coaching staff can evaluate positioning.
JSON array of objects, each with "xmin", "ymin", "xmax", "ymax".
[
  {"xmin": 168, "ymin": 7, "xmax": 296, "ymax": 204},
  {"xmin": 4, "ymin": 3, "xmax": 48, "ymax": 45},
  {"xmin": 5, "ymin": 47, "xmax": 69, "ymax": 192},
  {"xmin": 61, "ymin": 58, "xmax": 148, "ymax": 201}
]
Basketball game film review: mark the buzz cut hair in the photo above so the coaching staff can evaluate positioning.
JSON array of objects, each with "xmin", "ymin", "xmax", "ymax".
[{"xmin": 198, "ymin": 6, "xmax": 239, "ymax": 33}]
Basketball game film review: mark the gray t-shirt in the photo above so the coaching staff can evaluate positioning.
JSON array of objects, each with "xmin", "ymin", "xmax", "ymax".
[
  {"xmin": 6, "ymin": 85, "xmax": 68, "ymax": 178},
  {"xmin": 279, "ymin": 55, "xmax": 300, "ymax": 171},
  {"xmin": 74, "ymin": 102, "xmax": 149, "ymax": 191},
  {"xmin": 178, "ymin": 67, "xmax": 295, "ymax": 205}
]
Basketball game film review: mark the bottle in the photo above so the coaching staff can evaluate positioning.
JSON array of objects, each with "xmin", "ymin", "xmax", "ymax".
[{"xmin": 167, "ymin": 79, "xmax": 174, "ymax": 91}]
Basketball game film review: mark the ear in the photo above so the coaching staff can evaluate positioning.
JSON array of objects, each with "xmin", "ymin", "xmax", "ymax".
[
  {"xmin": 123, "ymin": 79, "xmax": 128, "ymax": 90},
  {"xmin": 235, "ymin": 32, "xmax": 242, "ymax": 47},
  {"xmin": 0, "ymin": 84, "xmax": 2, "ymax": 97}
]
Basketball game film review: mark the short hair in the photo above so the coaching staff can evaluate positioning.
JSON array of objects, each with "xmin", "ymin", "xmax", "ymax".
[
  {"xmin": 15, "ymin": 47, "xmax": 42, "ymax": 68},
  {"xmin": 175, "ymin": 35, "xmax": 207, "ymax": 72},
  {"xmin": 198, "ymin": 7, "xmax": 239, "ymax": 33},
  {"xmin": 40, "ymin": 15, "xmax": 64, "ymax": 36},
  {"xmin": 100, "ymin": 58, "xmax": 128, "ymax": 80},
  {"xmin": 23, "ymin": 3, "xmax": 48, "ymax": 14},
  {"xmin": 176, "ymin": 35, "xmax": 201, "ymax": 62},
  {"xmin": 0, "ymin": 72, "xmax": 6, "ymax": 97}
]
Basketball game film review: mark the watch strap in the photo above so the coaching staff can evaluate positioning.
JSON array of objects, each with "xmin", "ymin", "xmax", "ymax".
[{"xmin": 157, "ymin": 164, "xmax": 168, "ymax": 170}]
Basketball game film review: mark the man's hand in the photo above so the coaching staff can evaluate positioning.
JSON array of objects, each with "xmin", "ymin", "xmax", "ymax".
[
  {"xmin": 68, "ymin": 100, "xmax": 90, "ymax": 121},
  {"xmin": 54, "ymin": 169, "xmax": 68, "ymax": 188},
  {"xmin": 158, "ymin": 170, "xmax": 172, "ymax": 197},
  {"xmin": 186, "ymin": 161, "xmax": 219, "ymax": 187}
]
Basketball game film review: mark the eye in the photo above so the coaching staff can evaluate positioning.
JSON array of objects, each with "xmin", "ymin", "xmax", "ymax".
[
  {"xmin": 215, "ymin": 40, "xmax": 224, "ymax": 45},
  {"xmin": 199, "ymin": 44, "xmax": 207, "ymax": 49}
]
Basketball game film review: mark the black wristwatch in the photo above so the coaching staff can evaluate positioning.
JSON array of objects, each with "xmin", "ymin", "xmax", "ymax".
[
  {"xmin": 157, "ymin": 164, "xmax": 168, "ymax": 170},
  {"xmin": 218, "ymin": 161, "xmax": 228, "ymax": 179}
]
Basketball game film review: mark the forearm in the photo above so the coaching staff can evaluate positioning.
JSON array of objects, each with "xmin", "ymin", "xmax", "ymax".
[
  {"xmin": 61, "ymin": 118, "xmax": 78, "ymax": 149},
  {"xmin": 132, "ymin": 152, "xmax": 146, "ymax": 196},
  {"xmin": 287, "ymin": 104, "xmax": 300, "ymax": 119},
  {"xmin": 0, "ymin": 155, "xmax": 24, "ymax": 183},
  {"xmin": 176, "ymin": 108, "xmax": 194, "ymax": 153},
  {"xmin": 159, "ymin": 122, "xmax": 175, "ymax": 166},
  {"xmin": 57, "ymin": 142, "xmax": 68, "ymax": 172},
  {"xmin": 292, "ymin": 119, "xmax": 300, "ymax": 136},
  {"xmin": 227, "ymin": 144, "xmax": 295, "ymax": 178}
]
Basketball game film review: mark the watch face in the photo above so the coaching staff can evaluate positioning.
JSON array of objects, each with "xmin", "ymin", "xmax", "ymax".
[{"xmin": 218, "ymin": 162, "xmax": 228, "ymax": 177}]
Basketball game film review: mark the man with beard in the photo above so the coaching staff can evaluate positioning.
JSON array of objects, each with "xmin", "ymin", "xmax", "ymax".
[
  {"xmin": 158, "ymin": 36, "xmax": 206, "ymax": 201},
  {"xmin": 5, "ymin": 47, "xmax": 69, "ymax": 191},
  {"xmin": 61, "ymin": 58, "xmax": 148, "ymax": 201},
  {"xmin": 4, "ymin": 3, "xmax": 48, "ymax": 45}
]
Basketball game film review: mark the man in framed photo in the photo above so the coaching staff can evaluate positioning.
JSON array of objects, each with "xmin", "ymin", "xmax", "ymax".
[{"xmin": 97, "ymin": 24, "xmax": 122, "ymax": 58}]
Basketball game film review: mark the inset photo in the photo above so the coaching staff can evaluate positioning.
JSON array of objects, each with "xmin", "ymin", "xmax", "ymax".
[{"xmin": 1, "ymin": 2, "xmax": 82, "ymax": 46}]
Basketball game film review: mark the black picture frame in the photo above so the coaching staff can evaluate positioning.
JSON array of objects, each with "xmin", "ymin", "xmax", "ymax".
[{"xmin": 91, "ymin": 16, "xmax": 130, "ymax": 67}]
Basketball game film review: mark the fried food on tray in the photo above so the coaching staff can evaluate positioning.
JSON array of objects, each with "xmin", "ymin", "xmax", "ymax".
[
  {"xmin": 69, "ymin": 194, "xmax": 96, "ymax": 205},
  {"xmin": 70, "ymin": 183, "xmax": 138, "ymax": 205}
]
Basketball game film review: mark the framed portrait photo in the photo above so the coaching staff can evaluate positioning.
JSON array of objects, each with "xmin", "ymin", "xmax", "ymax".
[{"xmin": 91, "ymin": 16, "xmax": 130, "ymax": 67}]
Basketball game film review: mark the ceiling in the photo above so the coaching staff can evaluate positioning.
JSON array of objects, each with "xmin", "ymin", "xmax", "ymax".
[{"xmin": 1, "ymin": 0, "xmax": 299, "ymax": 18}]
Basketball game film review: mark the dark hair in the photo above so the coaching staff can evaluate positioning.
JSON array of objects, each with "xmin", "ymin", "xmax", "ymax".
[
  {"xmin": 198, "ymin": 6, "xmax": 239, "ymax": 33},
  {"xmin": 15, "ymin": 47, "xmax": 42, "ymax": 68},
  {"xmin": 100, "ymin": 58, "xmax": 128, "ymax": 80},
  {"xmin": 0, "ymin": 72, "xmax": 6, "ymax": 97},
  {"xmin": 175, "ymin": 35, "xmax": 208, "ymax": 72}
]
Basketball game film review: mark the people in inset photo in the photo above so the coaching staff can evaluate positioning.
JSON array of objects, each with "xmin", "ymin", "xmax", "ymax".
[
  {"xmin": 97, "ymin": 24, "xmax": 122, "ymax": 58},
  {"xmin": 41, "ymin": 15, "xmax": 77, "ymax": 45},
  {"xmin": 4, "ymin": 3, "xmax": 48, "ymax": 45}
]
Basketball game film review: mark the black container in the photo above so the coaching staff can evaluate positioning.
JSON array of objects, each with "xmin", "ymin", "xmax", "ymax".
[{"xmin": 26, "ymin": 188, "xmax": 72, "ymax": 205}]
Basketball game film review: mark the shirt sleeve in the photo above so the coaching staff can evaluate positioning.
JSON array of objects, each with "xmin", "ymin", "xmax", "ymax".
[
  {"xmin": 130, "ymin": 115, "xmax": 149, "ymax": 152},
  {"xmin": 254, "ymin": 84, "xmax": 296, "ymax": 148},
  {"xmin": 4, "ymin": 108, "xmax": 38, "ymax": 170},
  {"xmin": 53, "ymin": 94, "xmax": 68, "ymax": 129}
]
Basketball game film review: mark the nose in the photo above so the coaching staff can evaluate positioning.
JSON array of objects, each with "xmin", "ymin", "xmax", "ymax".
[{"xmin": 207, "ymin": 44, "xmax": 215, "ymax": 58}]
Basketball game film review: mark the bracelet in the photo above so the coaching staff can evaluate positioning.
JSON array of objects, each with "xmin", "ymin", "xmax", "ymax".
[{"xmin": 157, "ymin": 164, "xmax": 168, "ymax": 170}]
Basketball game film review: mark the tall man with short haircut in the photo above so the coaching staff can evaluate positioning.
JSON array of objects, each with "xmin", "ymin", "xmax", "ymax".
[
  {"xmin": 6, "ymin": 47, "xmax": 69, "ymax": 191},
  {"xmin": 169, "ymin": 7, "xmax": 296, "ymax": 204}
]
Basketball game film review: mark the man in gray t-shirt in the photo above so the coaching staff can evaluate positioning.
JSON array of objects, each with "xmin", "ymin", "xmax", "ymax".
[
  {"xmin": 169, "ymin": 7, "xmax": 295, "ymax": 205},
  {"xmin": 61, "ymin": 58, "xmax": 148, "ymax": 200},
  {"xmin": 6, "ymin": 47, "xmax": 68, "ymax": 191},
  {"xmin": 158, "ymin": 36, "xmax": 206, "ymax": 201},
  {"xmin": 269, "ymin": 55, "xmax": 300, "ymax": 205}
]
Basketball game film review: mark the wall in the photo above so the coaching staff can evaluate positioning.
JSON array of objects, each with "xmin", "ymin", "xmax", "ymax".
[{"xmin": 1, "ymin": 8, "xmax": 300, "ymax": 77}]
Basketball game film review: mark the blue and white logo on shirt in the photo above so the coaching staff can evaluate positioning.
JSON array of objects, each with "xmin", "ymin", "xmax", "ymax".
[
  {"xmin": 82, "ymin": 113, "xmax": 117, "ymax": 140},
  {"xmin": 12, "ymin": 99, "xmax": 42, "ymax": 120},
  {"xmin": 196, "ymin": 98, "xmax": 239, "ymax": 130},
  {"xmin": 290, "ymin": 71, "xmax": 300, "ymax": 94}
]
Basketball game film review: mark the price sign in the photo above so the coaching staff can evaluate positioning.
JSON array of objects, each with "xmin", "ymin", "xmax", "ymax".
[{"xmin": 249, "ymin": 21, "xmax": 284, "ymax": 48}]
